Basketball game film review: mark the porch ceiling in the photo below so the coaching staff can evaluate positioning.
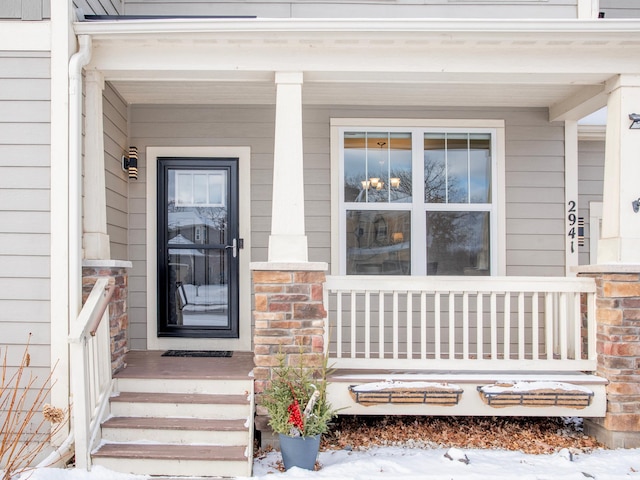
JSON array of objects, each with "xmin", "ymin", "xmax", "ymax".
[{"xmin": 77, "ymin": 18, "xmax": 640, "ymax": 112}]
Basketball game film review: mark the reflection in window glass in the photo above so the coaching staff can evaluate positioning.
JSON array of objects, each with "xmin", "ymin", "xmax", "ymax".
[
  {"xmin": 346, "ymin": 210, "xmax": 411, "ymax": 275},
  {"xmin": 424, "ymin": 133, "xmax": 491, "ymax": 204},
  {"xmin": 344, "ymin": 132, "xmax": 412, "ymax": 204},
  {"xmin": 426, "ymin": 211, "xmax": 490, "ymax": 276}
]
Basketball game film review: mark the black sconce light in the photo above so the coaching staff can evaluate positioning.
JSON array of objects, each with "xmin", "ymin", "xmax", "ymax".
[
  {"xmin": 122, "ymin": 146, "xmax": 138, "ymax": 180},
  {"xmin": 629, "ymin": 113, "xmax": 640, "ymax": 130},
  {"xmin": 633, "ymin": 198, "xmax": 640, "ymax": 213}
]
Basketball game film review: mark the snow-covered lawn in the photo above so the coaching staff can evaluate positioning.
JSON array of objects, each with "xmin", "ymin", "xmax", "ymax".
[{"xmin": 18, "ymin": 446, "xmax": 640, "ymax": 480}]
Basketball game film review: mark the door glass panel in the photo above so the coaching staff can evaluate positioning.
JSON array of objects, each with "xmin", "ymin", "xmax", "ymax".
[{"xmin": 166, "ymin": 168, "xmax": 230, "ymax": 329}]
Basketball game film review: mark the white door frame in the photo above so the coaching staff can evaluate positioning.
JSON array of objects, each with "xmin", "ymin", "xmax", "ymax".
[{"xmin": 146, "ymin": 146, "xmax": 252, "ymax": 351}]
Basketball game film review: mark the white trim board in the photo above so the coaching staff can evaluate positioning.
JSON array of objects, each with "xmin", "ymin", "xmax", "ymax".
[{"xmin": 146, "ymin": 146, "xmax": 252, "ymax": 351}]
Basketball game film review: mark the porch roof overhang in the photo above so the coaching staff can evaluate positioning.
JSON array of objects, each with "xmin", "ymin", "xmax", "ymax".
[{"xmin": 74, "ymin": 18, "xmax": 640, "ymax": 119}]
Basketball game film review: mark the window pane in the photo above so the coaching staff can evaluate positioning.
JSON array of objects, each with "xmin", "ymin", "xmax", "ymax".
[
  {"xmin": 345, "ymin": 132, "xmax": 412, "ymax": 204},
  {"xmin": 447, "ymin": 133, "xmax": 469, "ymax": 203},
  {"xmin": 344, "ymin": 132, "xmax": 367, "ymax": 202},
  {"xmin": 389, "ymin": 133, "xmax": 412, "ymax": 203},
  {"xmin": 193, "ymin": 174, "xmax": 208, "ymax": 204},
  {"xmin": 426, "ymin": 211, "xmax": 490, "ymax": 275},
  {"xmin": 469, "ymin": 134, "xmax": 492, "ymax": 203},
  {"xmin": 346, "ymin": 210, "xmax": 411, "ymax": 275},
  {"xmin": 424, "ymin": 133, "xmax": 446, "ymax": 203}
]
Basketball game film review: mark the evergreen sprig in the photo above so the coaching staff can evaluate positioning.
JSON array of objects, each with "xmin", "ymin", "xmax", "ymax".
[{"xmin": 261, "ymin": 352, "xmax": 337, "ymax": 437}]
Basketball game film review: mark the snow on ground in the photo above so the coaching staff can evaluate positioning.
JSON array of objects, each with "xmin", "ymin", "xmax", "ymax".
[{"xmin": 17, "ymin": 446, "xmax": 640, "ymax": 480}]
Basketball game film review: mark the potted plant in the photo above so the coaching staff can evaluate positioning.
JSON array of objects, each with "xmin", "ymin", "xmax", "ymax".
[{"xmin": 261, "ymin": 353, "xmax": 337, "ymax": 471}]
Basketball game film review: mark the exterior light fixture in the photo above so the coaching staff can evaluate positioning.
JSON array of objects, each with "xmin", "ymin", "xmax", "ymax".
[
  {"xmin": 122, "ymin": 146, "xmax": 138, "ymax": 180},
  {"xmin": 629, "ymin": 113, "xmax": 640, "ymax": 129},
  {"xmin": 633, "ymin": 198, "xmax": 640, "ymax": 213}
]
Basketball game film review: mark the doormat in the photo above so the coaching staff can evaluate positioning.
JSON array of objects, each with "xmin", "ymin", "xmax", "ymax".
[{"xmin": 161, "ymin": 350, "xmax": 233, "ymax": 358}]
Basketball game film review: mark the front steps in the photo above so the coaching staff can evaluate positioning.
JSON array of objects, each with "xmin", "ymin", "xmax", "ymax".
[{"xmin": 91, "ymin": 357, "xmax": 254, "ymax": 478}]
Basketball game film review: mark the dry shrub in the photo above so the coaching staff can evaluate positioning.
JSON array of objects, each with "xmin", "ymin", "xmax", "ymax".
[{"xmin": 1, "ymin": 335, "xmax": 67, "ymax": 480}]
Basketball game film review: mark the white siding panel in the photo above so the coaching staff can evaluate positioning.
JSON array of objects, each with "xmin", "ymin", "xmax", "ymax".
[
  {"xmin": 103, "ymin": 82, "xmax": 129, "ymax": 260},
  {"xmin": 0, "ymin": 53, "xmax": 50, "ymax": 370},
  {"xmin": 600, "ymin": 0, "xmax": 640, "ymax": 18},
  {"xmin": 578, "ymin": 139, "xmax": 604, "ymax": 266}
]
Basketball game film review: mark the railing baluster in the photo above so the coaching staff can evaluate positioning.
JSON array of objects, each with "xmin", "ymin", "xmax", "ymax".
[
  {"xmin": 462, "ymin": 292, "xmax": 469, "ymax": 360},
  {"xmin": 364, "ymin": 291, "xmax": 371, "ymax": 360},
  {"xmin": 350, "ymin": 291, "xmax": 357, "ymax": 359},
  {"xmin": 476, "ymin": 293, "xmax": 483, "ymax": 360},
  {"xmin": 379, "ymin": 292, "xmax": 385, "ymax": 359},
  {"xmin": 518, "ymin": 292, "xmax": 525, "ymax": 360},
  {"xmin": 559, "ymin": 292, "xmax": 568, "ymax": 360},
  {"xmin": 421, "ymin": 292, "xmax": 427, "ymax": 360},
  {"xmin": 434, "ymin": 292, "xmax": 441, "ymax": 359},
  {"xmin": 407, "ymin": 292, "xmax": 413, "ymax": 360},
  {"xmin": 573, "ymin": 292, "xmax": 582, "ymax": 360},
  {"xmin": 336, "ymin": 292, "xmax": 342, "ymax": 359},
  {"xmin": 588, "ymin": 292, "xmax": 596, "ymax": 362},
  {"xmin": 532, "ymin": 292, "xmax": 539, "ymax": 360},
  {"xmin": 504, "ymin": 293, "xmax": 511, "ymax": 360},
  {"xmin": 393, "ymin": 292, "xmax": 399, "ymax": 360},
  {"xmin": 490, "ymin": 292, "xmax": 497, "ymax": 360},
  {"xmin": 545, "ymin": 292, "xmax": 554, "ymax": 360},
  {"xmin": 449, "ymin": 292, "xmax": 455, "ymax": 360}
]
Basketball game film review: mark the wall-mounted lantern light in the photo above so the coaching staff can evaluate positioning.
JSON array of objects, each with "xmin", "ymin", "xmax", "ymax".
[
  {"xmin": 633, "ymin": 198, "xmax": 640, "ymax": 213},
  {"xmin": 629, "ymin": 113, "xmax": 640, "ymax": 129},
  {"xmin": 122, "ymin": 146, "xmax": 138, "ymax": 180}
]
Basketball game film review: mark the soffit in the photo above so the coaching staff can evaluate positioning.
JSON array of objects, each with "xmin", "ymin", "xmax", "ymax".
[{"xmin": 77, "ymin": 18, "xmax": 640, "ymax": 108}]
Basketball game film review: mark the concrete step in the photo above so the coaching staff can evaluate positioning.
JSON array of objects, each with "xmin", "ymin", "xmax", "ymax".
[
  {"xmin": 92, "ymin": 443, "xmax": 250, "ymax": 477},
  {"xmin": 109, "ymin": 392, "xmax": 251, "ymax": 419},
  {"xmin": 114, "ymin": 377, "xmax": 252, "ymax": 396},
  {"xmin": 101, "ymin": 417, "xmax": 250, "ymax": 445}
]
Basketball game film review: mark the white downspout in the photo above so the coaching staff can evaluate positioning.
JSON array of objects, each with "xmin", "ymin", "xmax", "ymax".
[{"xmin": 68, "ymin": 35, "xmax": 92, "ymax": 328}]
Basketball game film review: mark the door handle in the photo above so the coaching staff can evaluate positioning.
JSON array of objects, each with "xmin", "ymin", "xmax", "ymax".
[{"xmin": 225, "ymin": 238, "xmax": 237, "ymax": 258}]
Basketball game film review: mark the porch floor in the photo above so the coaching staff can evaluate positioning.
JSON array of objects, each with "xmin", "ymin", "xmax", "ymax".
[{"xmin": 115, "ymin": 350, "xmax": 255, "ymax": 380}]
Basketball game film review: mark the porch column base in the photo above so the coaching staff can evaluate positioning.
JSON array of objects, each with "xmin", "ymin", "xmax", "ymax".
[
  {"xmin": 583, "ymin": 419, "xmax": 640, "ymax": 449},
  {"xmin": 82, "ymin": 260, "xmax": 133, "ymax": 375},
  {"xmin": 576, "ymin": 264, "xmax": 640, "ymax": 448},
  {"xmin": 250, "ymin": 263, "xmax": 328, "ymax": 448}
]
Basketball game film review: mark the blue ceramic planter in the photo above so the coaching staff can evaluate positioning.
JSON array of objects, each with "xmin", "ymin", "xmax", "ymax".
[{"xmin": 278, "ymin": 433, "xmax": 321, "ymax": 471}]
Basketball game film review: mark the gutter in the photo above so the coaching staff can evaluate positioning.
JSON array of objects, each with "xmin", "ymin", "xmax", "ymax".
[
  {"xmin": 68, "ymin": 34, "xmax": 92, "ymax": 366},
  {"xmin": 73, "ymin": 17, "xmax": 640, "ymax": 36}
]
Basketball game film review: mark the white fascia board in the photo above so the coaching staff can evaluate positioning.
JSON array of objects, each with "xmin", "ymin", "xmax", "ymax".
[
  {"xmin": 0, "ymin": 21, "xmax": 51, "ymax": 50},
  {"xmin": 74, "ymin": 18, "xmax": 640, "ymax": 38}
]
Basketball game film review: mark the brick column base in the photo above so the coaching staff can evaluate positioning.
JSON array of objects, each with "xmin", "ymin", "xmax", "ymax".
[
  {"xmin": 578, "ymin": 267, "xmax": 640, "ymax": 448},
  {"xmin": 251, "ymin": 265, "xmax": 328, "ymax": 447},
  {"xmin": 82, "ymin": 263, "xmax": 130, "ymax": 375}
]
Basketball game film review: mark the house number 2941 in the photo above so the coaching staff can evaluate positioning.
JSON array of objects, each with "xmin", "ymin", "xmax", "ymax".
[{"xmin": 567, "ymin": 200, "xmax": 577, "ymax": 253}]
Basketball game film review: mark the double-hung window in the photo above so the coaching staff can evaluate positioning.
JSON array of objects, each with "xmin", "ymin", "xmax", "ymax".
[{"xmin": 332, "ymin": 119, "xmax": 504, "ymax": 276}]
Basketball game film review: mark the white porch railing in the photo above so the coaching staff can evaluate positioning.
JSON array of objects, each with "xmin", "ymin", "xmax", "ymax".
[
  {"xmin": 324, "ymin": 276, "xmax": 596, "ymax": 372},
  {"xmin": 68, "ymin": 277, "xmax": 115, "ymax": 470}
]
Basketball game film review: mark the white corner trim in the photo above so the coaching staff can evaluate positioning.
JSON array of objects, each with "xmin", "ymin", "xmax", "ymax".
[
  {"xmin": 146, "ymin": 146, "xmax": 252, "ymax": 351},
  {"xmin": 0, "ymin": 21, "xmax": 51, "ymax": 51}
]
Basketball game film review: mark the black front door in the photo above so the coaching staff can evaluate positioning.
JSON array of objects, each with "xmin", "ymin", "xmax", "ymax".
[{"xmin": 157, "ymin": 157, "xmax": 239, "ymax": 338}]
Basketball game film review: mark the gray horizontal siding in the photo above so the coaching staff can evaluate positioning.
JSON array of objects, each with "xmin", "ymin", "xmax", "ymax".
[
  {"xmin": 0, "ymin": 51, "xmax": 51, "ymax": 373},
  {"xmin": 104, "ymin": 82, "xmax": 130, "ymax": 260},
  {"xmin": 128, "ymin": 104, "xmax": 567, "ymax": 346},
  {"xmin": 0, "ymin": 0, "xmax": 49, "ymax": 20},
  {"xmin": 600, "ymin": 0, "xmax": 640, "ymax": 18},
  {"xmin": 578, "ymin": 139, "xmax": 604, "ymax": 266},
  {"xmin": 123, "ymin": 0, "xmax": 579, "ymax": 18}
]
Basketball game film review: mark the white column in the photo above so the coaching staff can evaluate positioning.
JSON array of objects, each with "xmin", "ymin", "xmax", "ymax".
[
  {"xmin": 268, "ymin": 72, "xmax": 308, "ymax": 263},
  {"xmin": 598, "ymin": 75, "xmax": 640, "ymax": 264},
  {"xmin": 83, "ymin": 70, "xmax": 111, "ymax": 259},
  {"xmin": 577, "ymin": 0, "xmax": 599, "ymax": 19}
]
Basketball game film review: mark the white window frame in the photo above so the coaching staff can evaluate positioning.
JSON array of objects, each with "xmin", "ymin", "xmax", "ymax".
[{"xmin": 330, "ymin": 118, "xmax": 506, "ymax": 276}]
